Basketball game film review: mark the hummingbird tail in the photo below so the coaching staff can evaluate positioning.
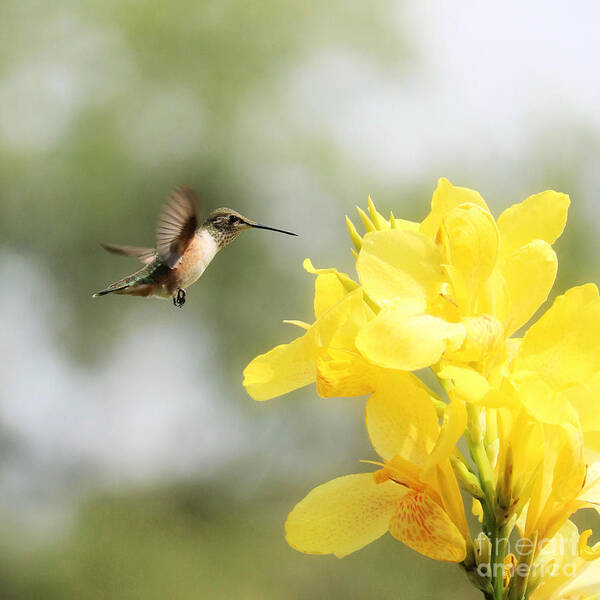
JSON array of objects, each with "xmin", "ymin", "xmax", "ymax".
[
  {"xmin": 92, "ymin": 272, "xmax": 140, "ymax": 298},
  {"xmin": 93, "ymin": 263, "xmax": 159, "ymax": 299},
  {"xmin": 92, "ymin": 285, "xmax": 129, "ymax": 298}
]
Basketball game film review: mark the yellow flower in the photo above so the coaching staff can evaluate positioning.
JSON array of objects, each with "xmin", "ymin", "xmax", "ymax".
[
  {"xmin": 243, "ymin": 177, "xmax": 598, "ymax": 599},
  {"xmin": 285, "ymin": 372, "xmax": 469, "ymax": 562},
  {"xmin": 244, "ymin": 178, "xmax": 570, "ymax": 402},
  {"xmin": 530, "ymin": 521, "xmax": 600, "ymax": 600},
  {"xmin": 243, "ymin": 261, "xmax": 375, "ymax": 400},
  {"xmin": 351, "ymin": 178, "xmax": 569, "ymax": 372},
  {"xmin": 504, "ymin": 431, "xmax": 600, "ymax": 598},
  {"xmin": 508, "ymin": 284, "xmax": 600, "ymax": 438},
  {"xmin": 492, "ymin": 407, "xmax": 546, "ymax": 519},
  {"xmin": 522, "ymin": 426, "xmax": 588, "ymax": 545},
  {"xmin": 445, "ymin": 285, "xmax": 600, "ymax": 528}
]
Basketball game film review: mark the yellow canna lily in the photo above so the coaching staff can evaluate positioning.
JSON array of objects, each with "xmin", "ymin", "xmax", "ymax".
[
  {"xmin": 243, "ymin": 261, "xmax": 375, "ymax": 401},
  {"xmin": 492, "ymin": 407, "xmax": 545, "ymax": 519},
  {"xmin": 285, "ymin": 372, "xmax": 469, "ymax": 562},
  {"xmin": 529, "ymin": 521, "xmax": 600, "ymax": 600},
  {"xmin": 522, "ymin": 426, "xmax": 588, "ymax": 546},
  {"xmin": 505, "ymin": 431, "xmax": 600, "ymax": 598},
  {"xmin": 243, "ymin": 177, "xmax": 598, "ymax": 599},
  {"xmin": 350, "ymin": 178, "xmax": 569, "ymax": 372},
  {"xmin": 507, "ymin": 284, "xmax": 600, "ymax": 435},
  {"xmin": 244, "ymin": 178, "xmax": 570, "ymax": 403}
]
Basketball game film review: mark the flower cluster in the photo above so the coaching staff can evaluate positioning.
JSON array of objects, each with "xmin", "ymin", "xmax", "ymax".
[{"xmin": 243, "ymin": 178, "xmax": 600, "ymax": 599}]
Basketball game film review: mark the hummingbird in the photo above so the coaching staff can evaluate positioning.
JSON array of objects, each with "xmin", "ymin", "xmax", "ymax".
[{"xmin": 93, "ymin": 187, "xmax": 297, "ymax": 307}]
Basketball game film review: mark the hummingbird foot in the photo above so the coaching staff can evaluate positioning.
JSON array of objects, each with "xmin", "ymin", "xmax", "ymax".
[{"xmin": 173, "ymin": 288, "xmax": 186, "ymax": 308}]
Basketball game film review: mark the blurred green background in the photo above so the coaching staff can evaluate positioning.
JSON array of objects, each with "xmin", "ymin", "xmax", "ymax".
[{"xmin": 1, "ymin": 1, "xmax": 599, "ymax": 598}]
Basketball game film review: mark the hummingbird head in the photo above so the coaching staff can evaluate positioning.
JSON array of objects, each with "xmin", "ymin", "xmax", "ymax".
[{"xmin": 203, "ymin": 208, "xmax": 297, "ymax": 248}]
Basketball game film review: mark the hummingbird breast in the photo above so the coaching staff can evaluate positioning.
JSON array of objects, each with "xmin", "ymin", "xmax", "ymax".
[{"xmin": 175, "ymin": 229, "xmax": 219, "ymax": 289}]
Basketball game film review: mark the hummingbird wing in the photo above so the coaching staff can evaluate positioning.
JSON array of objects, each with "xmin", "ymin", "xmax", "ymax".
[
  {"xmin": 100, "ymin": 243, "xmax": 156, "ymax": 264},
  {"xmin": 156, "ymin": 187, "xmax": 199, "ymax": 268}
]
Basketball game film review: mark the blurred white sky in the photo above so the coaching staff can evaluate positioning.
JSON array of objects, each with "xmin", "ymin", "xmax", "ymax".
[
  {"xmin": 3, "ymin": 1, "xmax": 600, "ymax": 529},
  {"xmin": 4, "ymin": 2, "xmax": 600, "ymax": 183},
  {"xmin": 283, "ymin": 1, "xmax": 600, "ymax": 183}
]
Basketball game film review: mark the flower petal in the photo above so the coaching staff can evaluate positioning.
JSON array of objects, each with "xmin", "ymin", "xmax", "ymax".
[
  {"xmin": 285, "ymin": 473, "xmax": 408, "ymax": 558},
  {"xmin": 356, "ymin": 229, "xmax": 444, "ymax": 311},
  {"xmin": 389, "ymin": 491, "xmax": 466, "ymax": 562},
  {"xmin": 244, "ymin": 288, "xmax": 368, "ymax": 401},
  {"xmin": 551, "ymin": 425, "xmax": 585, "ymax": 502},
  {"xmin": 501, "ymin": 240, "xmax": 558, "ymax": 336},
  {"xmin": 427, "ymin": 462, "xmax": 470, "ymax": 542},
  {"xmin": 316, "ymin": 348, "xmax": 377, "ymax": 398},
  {"xmin": 421, "ymin": 398, "xmax": 467, "ymax": 479},
  {"xmin": 532, "ymin": 522, "xmax": 582, "ymax": 599},
  {"xmin": 585, "ymin": 431, "xmax": 600, "ymax": 455},
  {"xmin": 514, "ymin": 284, "xmax": 600, "ymax": 389},
  {"xmin": 446, "ymin": 315, "xmax": 504, "ymax": 363},
  {"xmin": 314, "ymin": 273, "xmax": 348, "ymax": 319},
  {"xmin": 512, "ymin": 371, "xmax": 579, "ymax": 427},
  {"xmin": 472, "ymin": 499, "xmax": 484, "ymax": 522},
  {"xmin": 475, "ymin": 268, "xmax": 510, "ymax": 322},
  {"xmin": 420, "ymin": 177, "xmax": 490, "ymax": 240},
  {"xmin": 322, "ymin": 290, "xmax": 372, "ymax": 351},
  {"xmin": 497, "ymin": 190, "xmax": 570, "ymax": 257},
  {"xmin": 497, "ymin": 409, "xmax": 544, "ymax": 501},
  {"xmin": 243, "ymin": 329, "xmax": 318, "ymax": 401},
  {"xmin": 564, "ymin": 373, "xmax": 600, "ymax": 433},
  {"xmin": 578, "ymin": 530, "xmax": 600, "ymax": 561},
  {"xmin": 356, "ymin": 311, "xmax": 465, "ymax": 371},
  {"xmin": 531, "ymin": 521, "xmax": 598, "ymax": 600},
  {"xmin": 365, "ymin": 371, "xmax": 439, "ymax": 463},
  {"xmin": 440, "ymin": 203, "xmax": 499, "ymax": 312},
  {"xmin": 436, "ymin": 364, "xmax": 490, "ymax": 404},
  {"xmin": 390, "ymin": 214, "xmax": 419, "ymax": 231},
  {"xmin": 303, "ymin": 259, "xmax": 360, "ymax": 295},
  {"xmin": 303, "ymin": 258, "xmax": 368, "ymax": 320},
  {"xmin": 580, "ymin": 461, "xmax": 600, "ymax": 515}
]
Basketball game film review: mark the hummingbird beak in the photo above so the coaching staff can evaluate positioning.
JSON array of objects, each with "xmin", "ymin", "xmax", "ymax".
[{"xmin": 250, "ymin": 223, "xmax": 298, "ymax": 236}]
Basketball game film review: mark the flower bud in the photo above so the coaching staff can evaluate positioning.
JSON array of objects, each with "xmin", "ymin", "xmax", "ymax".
[
  {"xmin": 450, "ymin": 455, "xmax": 485, "ymax": 499},
  {"xmin": 475, "ymin": 532, "xmax": 492, "ymax": 567}
]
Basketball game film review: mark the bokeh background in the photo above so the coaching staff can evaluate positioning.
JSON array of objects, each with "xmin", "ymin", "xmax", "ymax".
[{"xmin": 1, "ymin": 1, "xmax": 599, "ymax": 598}]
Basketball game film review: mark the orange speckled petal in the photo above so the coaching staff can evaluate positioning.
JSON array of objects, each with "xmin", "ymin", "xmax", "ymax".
[{"xmin": 389, "ymin": 491, "xmax": 466, "ymax": 562}]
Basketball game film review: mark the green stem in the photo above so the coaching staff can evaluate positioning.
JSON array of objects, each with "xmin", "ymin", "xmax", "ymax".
[
  {"xmin": 462, "ymin": 404, "xmax": 514, "ymax": 599},
  {"xmin": 491, "ymin": 524, "xmax": 509, "ymax": 600}
]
